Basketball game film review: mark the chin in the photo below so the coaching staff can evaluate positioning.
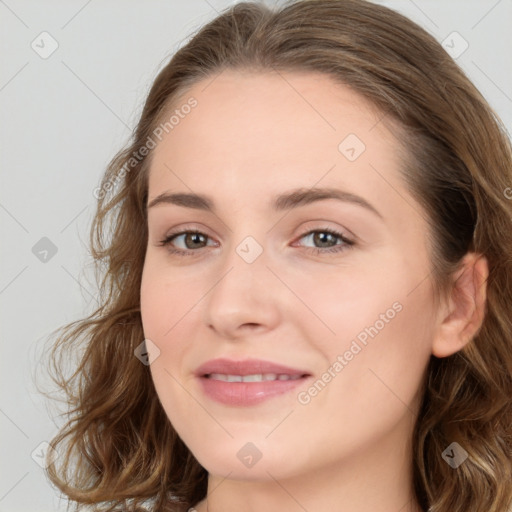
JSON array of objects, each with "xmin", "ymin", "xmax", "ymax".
[
  {"xmin": 197, "ymin": 452, "xmax": 299, "ymax": 481},
  {"xmin": 185, "ymin": 433, "xmax": 295, "ymax": 476}
]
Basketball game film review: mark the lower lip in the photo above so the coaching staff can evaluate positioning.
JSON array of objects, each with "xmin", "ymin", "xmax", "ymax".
[{"xmin": 197, "ymin": 375, "xmax": 310, "ymax": 406}]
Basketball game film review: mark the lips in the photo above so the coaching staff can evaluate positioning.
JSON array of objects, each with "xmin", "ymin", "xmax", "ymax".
[
  {"xmin": 195, "ymin": 358, "xmax": 310, "ymax": 378},
  {"xmin": 195, "ymin": 358, "xmax": 312, "ymax": 407}
]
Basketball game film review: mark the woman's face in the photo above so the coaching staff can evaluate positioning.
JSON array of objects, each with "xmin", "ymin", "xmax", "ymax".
[{"xmin": 140, "ymin": 70, "xmax": 437, "ymax": 480}]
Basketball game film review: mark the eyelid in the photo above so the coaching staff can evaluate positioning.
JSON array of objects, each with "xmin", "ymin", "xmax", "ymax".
[
  {"xmin": 293, "ymin": 220, "xmax": 355, "ymax": 239},
  {"xmin": 157, "ymin": 223, "xmax": 356, "ymax": 259},
  {"xmin": 291, "ymin": 227, "xmax": 355, "ymax": 254},
  {"xmin": 162, "ymin": 223, "xmax": 217, "ymax": 241},
  {"xmin": 159, "ymin": 226, "xmax": 219, "ymax": 250},
  {"xmin": 158, "ymin": 222, "xmax": 352, "ymax": 244}
]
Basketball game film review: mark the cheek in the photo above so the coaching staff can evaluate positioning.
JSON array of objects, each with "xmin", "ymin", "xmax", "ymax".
[
  {"xmin": 291, "ymin": 255, "xmax": 415, "ymax": 347},
  {"xmin": 140, "ymin": 256, "xmax": 201, "ymax": 341},
  {"xmin": 303, "ymin": 254, "xmax": 435, "ymax": 409},
  {"xmin": 309, "ymin": 275, "xmax": 434, "ymax": 423},
  {"xmin": 288, "ymin": 287, "xmax": 434, "ymax": 465},
  {"xmin": 140, "ymin": 263, "xmax": 197, "ymax": 432},
  {"xmin": 140, "ymin": 256, "xmax": 208, "ymax": 400},
  {"xmin": 140, "ymin": 260, "xmax": 193, "ymax": 405}
]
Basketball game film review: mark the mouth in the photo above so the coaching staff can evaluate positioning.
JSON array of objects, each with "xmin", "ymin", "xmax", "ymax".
[
  {"xmin": 195, "ymin": 358, "xmax": 312, "ymax": 406},
  {"xmin": 204, "ymin": 372, "xmax": 307, "ymax": 382}
]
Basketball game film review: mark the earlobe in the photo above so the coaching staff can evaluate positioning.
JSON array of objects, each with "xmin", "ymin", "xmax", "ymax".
[{"xmin": 431, "ymin": 253, "xmax": 489, "ymax": 358}]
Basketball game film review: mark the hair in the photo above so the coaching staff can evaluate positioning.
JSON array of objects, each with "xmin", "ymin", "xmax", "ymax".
[{"xmin": 45, "ymin": 1, "xmax": 512, "ymax": 511}]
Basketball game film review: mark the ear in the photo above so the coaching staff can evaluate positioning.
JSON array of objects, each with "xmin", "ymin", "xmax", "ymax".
[{"xmin": 432, "ymin": 253, "xmax": 489, "ymax": 358}]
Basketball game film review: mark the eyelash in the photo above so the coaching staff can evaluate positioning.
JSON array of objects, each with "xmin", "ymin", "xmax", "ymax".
[{"xmin": 158, "ymin": 227, "xmax": 354, "ymax": 258}]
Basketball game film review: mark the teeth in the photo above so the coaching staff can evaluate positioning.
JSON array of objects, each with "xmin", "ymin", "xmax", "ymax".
[{"xmin": 208, "ymin": 373, "xmax": 303, "ymax": 382}]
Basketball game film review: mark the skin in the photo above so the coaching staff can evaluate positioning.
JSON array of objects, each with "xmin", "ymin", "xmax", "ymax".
[{"xmin": 140, "ymin": 70, "xmax": 488, "ymax": 512}]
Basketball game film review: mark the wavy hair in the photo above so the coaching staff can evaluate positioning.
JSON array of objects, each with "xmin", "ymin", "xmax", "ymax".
[{"xmin": 46, "ymin": 1, "xmax": 512, "ymax": 511}]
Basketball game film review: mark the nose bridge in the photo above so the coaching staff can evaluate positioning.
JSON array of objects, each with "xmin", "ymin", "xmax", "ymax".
[
  {"xmin": 217, "ymin": 230, "xmax": 270, "ymax": 290},
  {"xmin": 202, "ymin": 233, "xmax": 281, "ymax": 337}
]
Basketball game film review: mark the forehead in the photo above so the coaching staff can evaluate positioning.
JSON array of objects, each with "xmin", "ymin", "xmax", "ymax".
[{"xmin": 148, "ymin": 70, "xmax": 408, "ymax": 215}]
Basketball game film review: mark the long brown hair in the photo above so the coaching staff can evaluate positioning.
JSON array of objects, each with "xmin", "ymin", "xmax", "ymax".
[{"xmin": 46, "ymin": 1, "xmax": 512, "ymax": 511}]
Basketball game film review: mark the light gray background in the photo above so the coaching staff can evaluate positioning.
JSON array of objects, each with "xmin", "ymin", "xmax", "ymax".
[{"xmin": 1, "ymin": 1, "xmax": 511, "ymax": 510}]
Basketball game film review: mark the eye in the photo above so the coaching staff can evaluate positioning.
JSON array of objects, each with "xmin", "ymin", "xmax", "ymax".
[
  {"xmin": 158, "ymin": 227, "xmax": 354, "ymax": 257},
  {"xmin": 294, "ymin": 228, "xmax": 354, "ymax": 255},
  {"xmin": 158, "ymin": 229, "xmax": 217, "ymax": 257}
]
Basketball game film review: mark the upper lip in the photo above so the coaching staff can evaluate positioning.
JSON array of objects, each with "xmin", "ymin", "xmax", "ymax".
[{"xmin": 195, "ymin": 358, "xmax": 311, "ymax": 377}]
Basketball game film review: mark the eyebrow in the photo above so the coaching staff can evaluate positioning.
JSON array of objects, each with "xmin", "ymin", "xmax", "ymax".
[{"xmin": 147, "ymin": 187, "xmax": 382, "ymax": 218}]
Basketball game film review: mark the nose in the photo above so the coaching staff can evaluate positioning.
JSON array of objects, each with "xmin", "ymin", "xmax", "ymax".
[{"xmin": 202, "ymin": 242, "xmax": 282, "ymax": 340}]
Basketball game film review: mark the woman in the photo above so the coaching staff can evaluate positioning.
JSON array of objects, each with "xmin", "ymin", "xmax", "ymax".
[{"xmin": 46, "ymin": 1, "xmax": 512, "ymax": 511}]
